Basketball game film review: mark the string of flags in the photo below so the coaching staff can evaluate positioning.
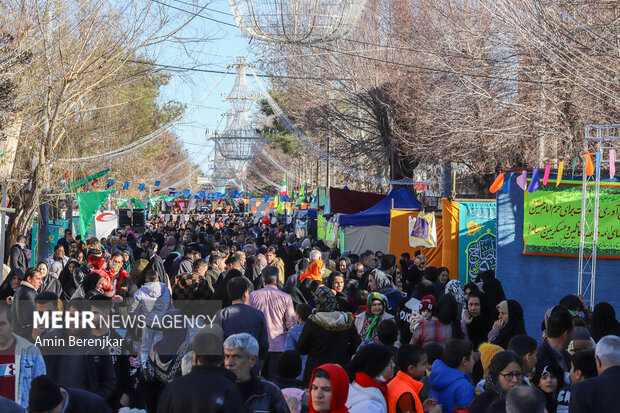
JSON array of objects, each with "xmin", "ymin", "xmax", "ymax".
[{"xmin": 489, "ymin": 149, "xmax": 617, "ymax": 194}]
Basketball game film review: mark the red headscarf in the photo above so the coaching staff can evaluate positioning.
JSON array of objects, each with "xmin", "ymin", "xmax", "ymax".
[
  {"xmin": 309, "ymin": 363, "xmax": 350, "ymax": 413},
  {"xmin": 300, "ymin": 260, "xmax": 324, "ymax": 284}
]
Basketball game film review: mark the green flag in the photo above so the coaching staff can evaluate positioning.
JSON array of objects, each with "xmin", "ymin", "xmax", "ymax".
[
  {"xmin": 77, "ymin": 190, "xmax": 115, "ymax": 237},
  {"xmin": 68, "ymin": 169, "xmax": 110, "ymax": 191}
]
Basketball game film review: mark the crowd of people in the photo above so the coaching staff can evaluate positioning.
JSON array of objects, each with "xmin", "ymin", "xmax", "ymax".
[{"xmin": 1, "ymin": 214, "xmax": 619, "ymax": 413}]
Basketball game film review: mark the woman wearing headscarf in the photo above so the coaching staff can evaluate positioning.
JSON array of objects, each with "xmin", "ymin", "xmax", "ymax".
[
  {"xmin": 482, "ymin": 278, "xmax": 506, "ymax": 322},
  {"xmin": 58, "ymin": 259, "xmax": 80, "ymax": 300},
  {"xmin": 163, "ymin": 251, "xmax": 181, "ymax": 280},
  {"xmin": 411, "ymin": 294, "xmax": 466, "ymax": 346},
  {"xmin": 145, "ymin": 308, "xmax": 192, "ymax": 412},
  {"xmin": 590, "ymin": 302, "xmax": 620, "ymax": 342},
  {"xmin": 463, "ymin": 282, "xmax": 481, "ymax": 302},
  {"xmin": 445, "ymin": 279, "xmax": 465, "ymax": 318},
  {"xmin": 159, "ymin": 235, "xmax": 177, "ymax": 258},
  {"xmin": 71, "ymin": 272, "xmax": 105, "ymax": 299},
  {"xmin": 346, "ymin": 343, "xmax": 394, "ymax": 413},
  {"xmin": 309, "ymin": 364, "xmax": 350, "ymax": 413},
  {"xmin": 354, "ymin": 292, "xmax": 394, "ymax": 343},
  {"xmin": 298, "ymin": 286, "xmax": 361, "ymax": 387},
  {"xmin": 299, "ymin": 259, "xmax": 324, "ymax": 301},
  {"xmin": 462, "ymin": 290, "xmax": 493, "ymax": 349},
  {"xmin": 136, "ymin": 243, "xmax": 168, "ymax": 288},
  {"xmin": 327, "ymin": 271, "xmax": 350, "ymax": 312},
  {"xmin": 0, "ymin": 268, "xmax": 24, "ymax": 303},
  {"xmin": 488, "ymin": 299, "xmax": 527, "ymax": 348},
  {"xmin": 469, "ymin": 351, "xmax": 524, "ymax": 413},
  {"xmin": 36, "ymin": 260, "xmax": 63, "ymax": 296}
]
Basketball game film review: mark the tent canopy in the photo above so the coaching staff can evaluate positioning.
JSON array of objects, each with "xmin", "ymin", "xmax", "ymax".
[
  {"xmin": 338, "ymin": 188, "xmax": 422, "ymax": 227},
  {"xmin": 327, "ymin": 187, "xmax": 385, "ymax": 214}
]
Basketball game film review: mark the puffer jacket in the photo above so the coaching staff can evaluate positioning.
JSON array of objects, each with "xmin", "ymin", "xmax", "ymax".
[
  {"xmin": 11, "ymin": 281, "xmax": 38, "ymax": 339},
  {"xmin": 132, "ymin": 282, "xmax": 171, "ymax": 327},
  {"xmin": 346, "ymin": 382, "xmax": 386, "ymax": 413},
  {"xmin": 297, "ymin": 310, "xmax": 360, "ymax": 387},
  {"xmin": 428, "ymin": 359, "xmax": 475, "ymax": 413}
]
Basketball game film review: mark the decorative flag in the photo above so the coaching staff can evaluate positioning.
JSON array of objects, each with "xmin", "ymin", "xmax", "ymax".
[
  {"xmin": 280, "ymin": 175, "xmax": 287, "ymax": 196},
  {"xmin": 211, "ymin": 204, "xmax": 217, "ymax": 212},
  {"xmin": 139, "ymin": 184, "xmax": 145, "ymax": 191},
  {"xmin": 251, "ymin": 206, "xmax": 257, "ymax": 214},
  {"xmin": 556, "ymin": 161, "xmax": 564, "ymax": 187},
  {"xmin": 585, "ymin": 151, "xmax": 594, "ymax": 176},
  {"xmin": 183, "ymin": 189, "xmax": 190, "ymax": 198},
  {"xmin": 572, "ymin": 157, "xmax": 578, "ymax": 178},
  {"xmin": 610, "ymin": 149, "xmax": 616, "ymax": 178},
  {"xmin": 199, "ymin": 191, "xmax": 206, "ymax": 198},
  {"xmin": 300, "ymin": 203, "xmax": 308, "ymax": 210},
  {"xmin": 76, "ymin": 189, "xmax": 115, "ymax": 237},
  {"xmin": 108, "ymin": 179, "xmax": 114, "ymax": 188},
  {"xmin": 263, "ymin": 195, "xmax": 270, "ymax": 204},
  {"xmin": 516, "ymin": 171, "xmax": 528, "ymax": 191},
  {"xmin": 595, "ymin": 152, "xmax": 601, "ymax": 178},
  {"xmin": 269, "ymin": 201, "xmax": 275, "ymax": 208},
  {"xmin": 543, "ymin": 165, "xmax": 551, "ymax": 185},
  {"xmin": 285, "ymin": 202, "xmax": 292, "ymax": 210},
  {"xmin": 264, "ymin": 206, "xmax": 271, "ymax": 214},
  {"xmin": 123, "ymin": 181, "xmax": 129, "ymax": 190},
  {"xmin": 502, "ymin": 172, "xmax": 514, "ymax": 194},
  {"xmin": 226, "ymin": 206, "xmax": 231, "ymax": 213},
  {"xmin": 527, "ymin": 168, "xmax": 540, "ymax": 193},
  {"xmin": 256, "ymin": 200, "xmax": 263, "ymax": 207},
  {"xmin": 489, "ymin": 173, "xmax": 505, "ymax": 194},
  {"xmin": 154, "ymin": 181, "xmax": 160, "ymax": 187},
  {"xmin": 169, "ymin": 187, "xmax": 176, "ymax": 191}
]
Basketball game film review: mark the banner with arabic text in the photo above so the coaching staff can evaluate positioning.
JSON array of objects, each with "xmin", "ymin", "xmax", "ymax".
[
  {"xmin": 523, "ymin": 182, "xmax": 620, "ymax": 257},
  {"xmin": 458, "ymin": 201, "xmax": 497, "ymax": 285}
]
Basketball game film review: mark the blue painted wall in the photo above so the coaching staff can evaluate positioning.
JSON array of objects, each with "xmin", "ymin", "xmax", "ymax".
[{"xmin": 496, "ymin": 179, "xmax": 620, "ymax": 340}]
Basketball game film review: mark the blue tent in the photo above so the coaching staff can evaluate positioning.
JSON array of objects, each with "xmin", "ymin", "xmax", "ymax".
[{"xmin": 338, "ymin": 188, "xmax": 422, "ymax": 227}]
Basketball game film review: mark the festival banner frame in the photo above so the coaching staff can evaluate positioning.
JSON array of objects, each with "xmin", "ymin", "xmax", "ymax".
[{"xmin": 523, "ymin": 180, "xmax": 620, "ymax": 257}]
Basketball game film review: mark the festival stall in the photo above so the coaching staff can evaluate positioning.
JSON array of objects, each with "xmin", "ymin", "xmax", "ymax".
[
  {"xmin": 336, "ymin": 188, "xmax": 422, "ymax": 254},
  {"xmin": 325, "ymin": 186, "xmax": 386, "ymax": 214}
]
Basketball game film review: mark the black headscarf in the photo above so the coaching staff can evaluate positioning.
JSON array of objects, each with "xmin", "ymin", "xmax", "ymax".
[
  {"xmin": 483, "ymin": 278, "xmax": 506, "ymax": 322},
  {"xmin": 591, "ymin": 302, "xmax": 620, "ymax": 342},
  {"xmin": 82, "ymin": 272, "xmax": 102, "ymax": 295},
  {"xmin": 437, "ymin": 294, "xmax": 464, "ymax": 339},
  {"xmin": 153, "ymin": 309, "xmax": 188, "ymax": 362},
  {"xmin": 465, "ymin": 291, "xmax": 493, "ymax": 348},
  {"xmin": 491, "ymin": 299, "xmax": 527, "ymax": 349},
  {"xmin": 0, "ymin": 268, "xmax": 24, "ymax": 301}
]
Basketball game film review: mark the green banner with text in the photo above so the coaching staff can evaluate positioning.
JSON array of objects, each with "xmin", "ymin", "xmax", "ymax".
[{"xmin": 523, "ymin": 181, "xmax": 620, "ymax": 257}]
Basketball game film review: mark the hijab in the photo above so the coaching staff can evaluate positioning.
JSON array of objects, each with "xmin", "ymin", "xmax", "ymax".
[
  {"xmin": 492, "ymin": 299, "xmax": 527, "ymax": 348},
  {"xmin": 373, "ymin": 270, "xmax": 395, "ymax": 291},
  {"xmin": 314, "ymin": 286, "xmax": 337, "ymax": 312},
  {"xmin": 0, "ymin": 268, "xmax": 24, "ymax": 299},
  {"xmin": 591, "ymin": 302, "xmax": 620, "ymax": 342},
  {"xmin": 437, "ymin": 294, "xmax": 464, "ymax": 339},
  {"xmin": 364, "ymin": 292, "xmax": 387, "ymax": 340},
  {"xmin": 300, "ymin": 260, "xmax": 324, "ymax": 284},
  {"xmin": 445, "ymin": 280, "xmax": 465, "ymax": 308},
  {"xmin": 483, "ymin": 278, "xmax": 506, "ymax": 321},
  {"xmin": 82, "ymin": 272, "xmax": 102, "ymax": 295},
  {"xmin": 466, "ymin": 291, "xmax": 493, "ymax": 348},
  {"xmin": 309, "ymin": 364, "xmax": 350, "ymax": 413}
]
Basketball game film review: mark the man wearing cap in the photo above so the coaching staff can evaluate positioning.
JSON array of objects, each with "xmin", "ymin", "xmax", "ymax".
[
  {"xmin": 27, "ymin": 375, "xmax": 112, "ymax": 413},
  {"xmin": 156, "ymin": 327, "xmax": 244, "ymax": 413}
]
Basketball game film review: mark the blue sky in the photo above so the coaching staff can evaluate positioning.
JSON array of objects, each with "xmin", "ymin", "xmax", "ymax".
[{"xmin": 150, "ymin": 0, "xmax": 259, "ymax": 173}]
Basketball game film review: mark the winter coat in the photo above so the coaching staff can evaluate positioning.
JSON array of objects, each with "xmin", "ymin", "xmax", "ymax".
[
  {"xmin": 132, "ymin": 282, "xmax": 171, "ymax": 327},
  {"xmin": 243, "ymin": 375, "xmax": 290, "ymax": 413},
  {"xmin": 297, "ymin": 311, "xmax": 360, "ymax": 387},
  {"xmin": 9, "ymin": 244, "xmax": 27, "ymax": 273},
  {"xmin": 62, "ymin": 388, "xmax": 113, "ymax": 413},
  {"xmin": 270, "ymin": 257, "xmax": 286, "ymax": 284},
  {"xmin": 156, "ymin": 365, "xmax": 244, "ymax": 413},
  {"xmin": 137, "ymin": 254, "xmax": 168, "ymax": 288},
  {"xmin": 346, "ymin": 382, "xmax": 386, "ymax": 413},
  {"xmin": 11, "ymin": 281, "xmax": 38, "ymax": 339},
  {"xmin": 11, "ymin": 333, "xmax": 47, "ymax": 407},
  {"xmin": 428, "ymin": 359, "xmax": 475, "ymax": 413},
  {"xmin": 39, "ymin": 274, "xmax": 63, "ymax": 297}
]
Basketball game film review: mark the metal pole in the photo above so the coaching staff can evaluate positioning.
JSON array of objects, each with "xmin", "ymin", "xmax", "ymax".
[{"xmin": 0, "ymin": 184, "xmax": 7, "ymax": 269}]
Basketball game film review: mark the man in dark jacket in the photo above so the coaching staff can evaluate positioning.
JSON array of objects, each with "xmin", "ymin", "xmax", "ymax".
[
  {"xmin": 569, "ymin": 335, "xmax": 620, "ymax": 413},
  {"xmin": 9, "ymin": 236, "xmax": 28, "ymax": 273},
  {"xmin": 156, "ymin": 328, "xmax": 244, "ymax": 413},
  {"xmin": 204, "ymin": 251, "xmax": 226, "ymax": 297},
  {"xmin": 11, "ymin": 267, "xmax": 42, "ymax": 339},
  {"xmin": 170, "ymin": 245, "xmax": 199, "ymax": 284},
  {"xmin": 537, "ymin": 307, "xmax": 573, "ymax": 387},
  {"xmin": 223, "ymin": 333, "xmax": 289, "ymax": 413},
  {"xmin": 27, "ymin": 375, "xmax": 112, "ymax": 413}
]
